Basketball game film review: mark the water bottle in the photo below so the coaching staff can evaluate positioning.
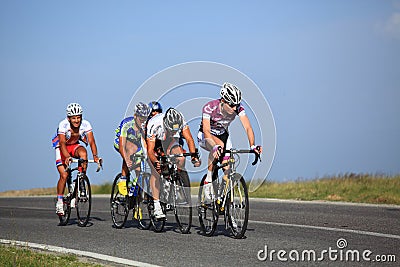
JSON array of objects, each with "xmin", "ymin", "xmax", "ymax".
[
  {"xmin": 218, "ymin": 179, "xmax": 226, "ymax": 202},
  {"xmin": 69, "ymin": 179, "xmax": 76, "ymax": 194},
  {"xmin": 128, "ymin": 176, "xmax": 138, "ymax": 197}
]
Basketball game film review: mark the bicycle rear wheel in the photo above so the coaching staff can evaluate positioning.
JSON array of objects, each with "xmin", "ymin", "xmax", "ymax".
[
  {"xmin": 173, "ymin": 170, "xmax": 192, "ymax": 234},
  {"xmin": 110, "ymin": 173, "xmax": 129, "ymax": 229},
  {"xmin": 58, "ymin": 195, "xmax": 71, "ymax": 226},
  {"xmin": 76, "ymin": 174, "xmax": 92, "ymax": 227},
  {"xmin": 149, "ymin": 199, "xmax": 165, "ymax": 232},
  {"xmin": 226, "ymin": 173, "xmax": 249, "ymax": 239},
  {"xmin": 197, "ymin": 174, "xmax": 218, "ymax": 237}
]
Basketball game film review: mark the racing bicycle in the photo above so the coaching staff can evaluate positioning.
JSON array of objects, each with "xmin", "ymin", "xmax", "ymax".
[
  {"xmin": 150, "ymin": 151, "xmax": 198, "ymax": 234},
  {"xmin": 110, "ymin": 154, "xmax": 151, "ymax": 230},
  {"xmin": 58, "ymin": 158, "xmax": 102, "ymax": 227},
  {"xmin": 197, "ymin": 148, "xmax": 260, "ymax": 238}
]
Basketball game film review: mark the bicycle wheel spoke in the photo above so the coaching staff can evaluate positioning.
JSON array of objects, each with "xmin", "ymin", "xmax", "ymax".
[
  {"xmin": 197, "ymin": 174, "xmax": 218, "ymax": 236},
  {"xmin": 227, "ymin": 174, "xmax": 249, "ymax": 239},
  {"xmin": 137, "ymin": 192, "xmax": 151, "ymax": 230},
  {"xmin": 110, "ymin": 174, "xmax": 129, "ymax": 229},
  {"xmin": 149, "ymin": 200, "xmax": 165, "ymax": 232},
  {"xmin": 174, "ymin": 171, "xmax": 192, "ymax": 234},
  {"xmin": 76, "ymin": 175, "xmax": 92, "ymax": 227}
]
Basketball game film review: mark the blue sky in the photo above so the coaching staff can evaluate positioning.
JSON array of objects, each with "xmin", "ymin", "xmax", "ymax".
[{"xmin": 1, "ymin": 0, "xmax": 399, "ymax": 191}]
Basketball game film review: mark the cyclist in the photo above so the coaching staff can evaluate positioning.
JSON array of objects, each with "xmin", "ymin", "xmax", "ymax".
[
  {"xmin": 198, "ymin": 82, "xmax": 262, "ymax": 201},
  {"xmin": 52, "ymin": 103, "xmax": 101, "ymax": 216},
  {"xmin": 146, "ymin": 107, "xmax": 201, "ymax": 219},
  {"xmin": 114, "ymin": 102, "xmax": 151, "ymax": 187},
  {"xmin": 148, "ymin": 100, "xmax": 163, "ymax": 118}
]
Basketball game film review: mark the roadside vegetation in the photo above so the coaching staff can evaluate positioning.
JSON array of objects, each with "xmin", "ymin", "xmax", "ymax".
[
  {"xmin": 251, "ymin": 173, "xmax": 400, "ymax": 205},
  {"xmin": 0, "ymin": 245, "xmax": 103, "ymax": 267},
  {"xmin": 1, "ymin": 173, "xmax": 399, "ymax": 205}
]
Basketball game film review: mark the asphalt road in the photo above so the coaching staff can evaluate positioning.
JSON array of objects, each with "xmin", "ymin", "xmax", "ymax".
[{"xmin": 0, "ymin": 196, "xmax": 399, "ymax": 266}]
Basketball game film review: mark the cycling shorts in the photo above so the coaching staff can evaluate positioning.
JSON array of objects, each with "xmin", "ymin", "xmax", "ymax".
[
  {"xmin": 198, "ymin": 131, "xmax": 232, "ymax": 151},
  {"xmin": 55, "ymin": 143, "xmax": 82, "ymax": 167}
]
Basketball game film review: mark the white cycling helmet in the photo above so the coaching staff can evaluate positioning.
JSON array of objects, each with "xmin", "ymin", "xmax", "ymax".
[
  {"xmin": 134, "ymin": 102, "xmax": 151, "ymax": 117},
  {"xmin": 66, "ymin": 103, "xmax": 83, "ymax": 116},
  {"xmin": 163, "ymin": 108, "xmax": 184, "ymax": 132},
  {"xmin": 220, "ymin": 82, "xmax": 242, "ymax": 105}
]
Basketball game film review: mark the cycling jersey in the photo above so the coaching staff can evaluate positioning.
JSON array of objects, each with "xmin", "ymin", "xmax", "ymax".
[
  {"xmin": 52, "ymin": 118, "xmax": 93, "ymax": 166},
  {"xmin": 52, "ymin": 118, "xmax": 93, "ymax": 148},
  {"xmin": 114, "ymin": 117, "xmax": 144, "ymax": 151},
  {"xmin": 146, "ymin": 113, "xmax": 185, "ymax": 153},
  {"xmin": 146, "ymin": 113, "xmax": 184, "ymax": 141},
  {"xmin": 199, "ymin": 99, "xmax": 245, "ymax": 136}
]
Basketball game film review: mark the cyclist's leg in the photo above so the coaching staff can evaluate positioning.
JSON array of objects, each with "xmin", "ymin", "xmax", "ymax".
[
  {"xmin": 55, "ymin": 147, "xmax": 69, "ymax": 215},
  {"xmin": 74, "ymin": 145, "xmax": 88, "ymax": 172}
]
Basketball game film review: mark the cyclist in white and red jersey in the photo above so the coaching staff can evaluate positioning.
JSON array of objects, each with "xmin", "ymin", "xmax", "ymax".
[
  {"xmin": 198, "ymin": 82, "xmax": 262, "ymax": 200},
  {"xmin": 146, "ymin": 108, "xmax": 201, "ymax": 219},
  {"xmin": 52, "ymin": 103, "xmax": 101, "ymax": 215}
]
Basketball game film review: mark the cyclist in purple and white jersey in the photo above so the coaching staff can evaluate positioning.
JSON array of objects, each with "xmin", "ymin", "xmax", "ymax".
[{"xmin": 198, "ymin": 82, "xmax": 262, "ymax": 200}]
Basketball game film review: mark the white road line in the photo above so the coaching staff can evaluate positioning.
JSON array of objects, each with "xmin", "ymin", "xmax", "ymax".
[
  {"xmin": 0, "ymin": 239, "xmax": 162, "ymax": 267},
  {"xmin": 249, "ymin": 220, "xmax": 400, "ymax": 240}
]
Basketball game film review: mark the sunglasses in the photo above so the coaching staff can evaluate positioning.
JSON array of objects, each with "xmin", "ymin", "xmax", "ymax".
[{"xmin": 227, "ymin": 103, "xmax": 239, "ymax": 108}]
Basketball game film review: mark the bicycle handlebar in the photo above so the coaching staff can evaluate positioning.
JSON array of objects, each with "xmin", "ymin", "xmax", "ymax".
[
  {"xmin": 157, "ymin": 152, "xmax": 196, "ymax": 160},
  {"xmin": 216, "ymin": 148, "xmax": 261, "ymax": 167},
  {"xmin": 66, "ymin": 158, "xmax": 103, "ymax": 172}
]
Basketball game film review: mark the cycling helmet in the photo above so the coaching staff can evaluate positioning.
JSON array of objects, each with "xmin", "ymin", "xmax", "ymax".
[
  {"xmin": 220, "ymin": 82, "xmax": 242, "ymax": 105},
  {"xmin": 163, "ymin": 108, "xmax": 184, "ymax": 132},
  {"xmin": 134, "ymin": 102, "xmax": 151, "ymax": 117},
  {"xmin": 66, "ymin": 103, "xmax": 83, "ymax": 116},
  {"xmin": 149, "ymin": 101, "xmax": 163, "ymax": 113}
]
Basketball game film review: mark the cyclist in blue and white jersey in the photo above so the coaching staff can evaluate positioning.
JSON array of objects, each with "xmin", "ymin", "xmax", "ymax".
[
  {"xmin": 114, "ymin": 102, "xmax": 151, "ymax": 183},
  {"xmin": 198, "ymin": 82, "xmax": 262, "ymax": 201}
]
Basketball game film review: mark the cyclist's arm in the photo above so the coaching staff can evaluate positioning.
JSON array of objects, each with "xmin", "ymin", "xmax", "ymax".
[
  {"xmin": 239, "ymin": 114, "xmax": 255, "ymax": 147},
  {"xmin": 181, "ymin": 125, "xmax": 197, "ymax": 154},
  {"xmin": 119, "ymin": 136, "xmax": 127, "ymax": 159},
  {"xmin": 146, "ymin": 137, "xmax": 157, "ymax": 164},
  {"xmin": 87, "ymin": 131, "xmax": 100, "ymax": 161},
  {"xmin": 202, "ymin": 117, "xmax": 217, "ymax": 148}
]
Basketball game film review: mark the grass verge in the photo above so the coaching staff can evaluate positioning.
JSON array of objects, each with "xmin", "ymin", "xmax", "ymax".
[
  {"xmin": 251, "ymin": 173, "xmax": 400, "ymax": 205},
  {"xmin": 0, "ymin": 245, "xmax": 103, "ymax": 267},
  {"xmin": 1, "ymin": 173, "xmax": 399, "ymax": 205}
]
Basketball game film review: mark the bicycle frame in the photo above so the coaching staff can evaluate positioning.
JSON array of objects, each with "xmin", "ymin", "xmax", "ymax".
[
  {"xmin": 154, "ymin": 152, "xmax": 195, "ymax": 233},
  {"xmin": 110, "ymin": 154, "xmax": 151, "ymax": 229},
  {"xmin": 198, "ymin": 148, "xmax": 259, "ymax": 238},
  {"xmin": 59, "ymin": 158, "xmax": 102, "ymax": 227}
]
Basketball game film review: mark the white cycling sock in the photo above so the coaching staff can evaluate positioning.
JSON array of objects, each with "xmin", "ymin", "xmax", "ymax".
[{"xmin": 154, "ymin": 199, "xmax": 161, "ymax": 209}]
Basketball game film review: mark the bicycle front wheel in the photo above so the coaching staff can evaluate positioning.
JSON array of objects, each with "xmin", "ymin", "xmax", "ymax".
[
  {"xmin": 76, "ymin": 174, "xmax": 92, "ymax": 227},
  {"xmin": 226, "ymin": 173, "xmax": 249, "ymax": 239},
  {"xmin": 136, "ymin": 191, "xmax": 151, "ymax": 230},
  {"xmin": 173, "ymin": 170, "xmax": 192, "ymax": 234},
  {"xmin": 110, "ymin": 173, "xmax": 129, "ymax": 229},
  {"xmin": 197, "ymin": 174, "xmax": 218, "ymax": 237}
]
